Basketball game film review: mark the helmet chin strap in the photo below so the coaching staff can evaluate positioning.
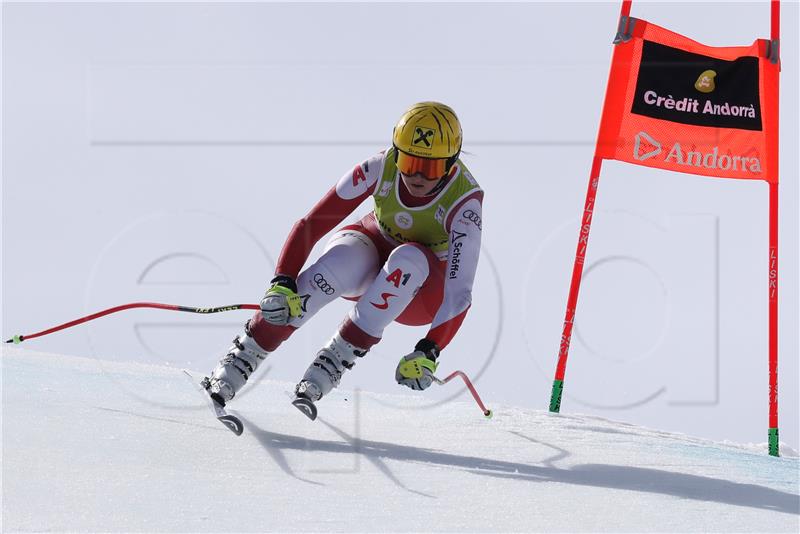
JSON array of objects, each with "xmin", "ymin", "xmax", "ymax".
[
  {"xmin": 425, "ymin": 163, "xmax": 458, "ymax": 196},
  {"xmin": 426, "ymin": 175, "xmax": 449, "ymax": 196}
]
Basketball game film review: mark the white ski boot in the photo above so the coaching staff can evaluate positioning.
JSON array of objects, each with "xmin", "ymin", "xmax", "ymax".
[
  {"xmin": 206, "ymin": 323, "xmax": 270, "ymax": 406},
  {"xmin": 293, "ymin": 332, "xmax": 367, "ymax": 420}
]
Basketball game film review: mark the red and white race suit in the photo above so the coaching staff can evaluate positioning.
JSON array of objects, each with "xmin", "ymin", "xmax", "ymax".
[{"xmin": 246, "ymin": 149, "xmax": 483, "ymax": 354}]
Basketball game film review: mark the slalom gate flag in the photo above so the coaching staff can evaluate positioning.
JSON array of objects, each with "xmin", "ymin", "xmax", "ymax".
[
  {"xmin": 551, "ymin": 1, "xmax": 783, "ymax": 457},
  {"xmin": 595, "ymin": 18, "xmax": 780, "ymax": 183}
]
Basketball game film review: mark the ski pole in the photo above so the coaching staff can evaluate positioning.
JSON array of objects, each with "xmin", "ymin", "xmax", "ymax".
[
  {"xmin": 5, "ymin": 302, "xmax": 260, "ymax": 344},
  {"xmin": 433, "ymin": 370, "xmax": 493, "ymax": 419}
]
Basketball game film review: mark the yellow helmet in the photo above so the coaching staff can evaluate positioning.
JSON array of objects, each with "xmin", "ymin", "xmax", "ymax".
[{"xmin": 392, "ymin": 102, "xmax": 462, "ymax": 179}]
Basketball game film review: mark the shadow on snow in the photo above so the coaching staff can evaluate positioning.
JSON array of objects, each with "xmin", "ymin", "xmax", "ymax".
[{"xmin": 239, "ymin": 415, "xmax": 799, "ymax": 516}]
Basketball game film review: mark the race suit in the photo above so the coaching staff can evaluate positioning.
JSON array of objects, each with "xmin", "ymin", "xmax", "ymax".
[{"xmin": 246, "ymin": 148, "xmax": 484, "ymax": 353}]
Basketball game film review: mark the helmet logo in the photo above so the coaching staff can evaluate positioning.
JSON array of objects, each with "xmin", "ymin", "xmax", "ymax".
[{"xmin": 412, "ymin": 127, "xmax": 435, "ymax": 148}]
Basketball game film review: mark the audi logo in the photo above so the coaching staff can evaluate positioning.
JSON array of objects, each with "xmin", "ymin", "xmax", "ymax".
[
  {"xmin": 313, "ymin": 273, "xmax": 335, "ymax": 295},
  {"xmin": 462, "ymin": 209, "xmax": 482, "ymax": 229}
]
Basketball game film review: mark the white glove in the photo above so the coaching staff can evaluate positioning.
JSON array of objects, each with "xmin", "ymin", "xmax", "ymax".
[
  {"xmin": 260, "ymin": 276, "xmax": 302, "ymax": 326},
  {"xmin": 395, "ymin": 339, "xmax": 440, "ymax": 391}
]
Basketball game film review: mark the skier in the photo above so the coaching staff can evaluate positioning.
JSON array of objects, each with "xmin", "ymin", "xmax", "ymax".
[{"xmin": 204, "ymin": 101, "xmax": 483, "ymax": 419}]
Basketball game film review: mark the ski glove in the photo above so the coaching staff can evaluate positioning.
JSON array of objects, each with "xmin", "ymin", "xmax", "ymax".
[
  {"xmin": 260, "ymin": 275, "xmax": 303, "ymax": 326},
  {"xmin": 395, "ymin": 339, "xmax": 440, "ymax": 391}
]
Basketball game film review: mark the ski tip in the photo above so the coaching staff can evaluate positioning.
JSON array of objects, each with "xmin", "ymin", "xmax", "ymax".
[
  {"xmin": 5, "ymin": 335, "xmax": 23, "ymax": 344},
  {"xmin": 218, "ymin": 415, "xmax": 244, "ymax": 436},
  {"xmin": 292, "ymin": 397, "xmax": 318, "ymax": 421}
]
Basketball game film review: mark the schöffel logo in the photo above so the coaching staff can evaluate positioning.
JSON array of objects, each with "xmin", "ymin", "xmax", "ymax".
[
  {"xmin": 449, "ymin": 231, "xmax": 466, "ymax": 279},
  {"xmin": 632, "ymin": 131, "xmax": 762, "ymax": 174},
  {"xmin": 633, "ymin": 131, "xmax": 662, "ymax": 161}
]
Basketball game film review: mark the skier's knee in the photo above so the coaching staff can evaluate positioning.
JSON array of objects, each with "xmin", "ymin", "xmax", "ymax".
[
  {"xmin": 385, "ymin": 243, "xmax": 431, "ymax": 286},
  {"xmin": 313, "ymin": 235, "xmax": 378, "ymax": 297}
]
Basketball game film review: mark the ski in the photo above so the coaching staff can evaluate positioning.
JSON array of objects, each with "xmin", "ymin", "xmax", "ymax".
[
  {"xmin": 182, "ymin": 370, "xmax": 244, "ymax": 436},
  {"xmin": 292, "ymin": 397, "xmax": 318, "ymax": 421}
]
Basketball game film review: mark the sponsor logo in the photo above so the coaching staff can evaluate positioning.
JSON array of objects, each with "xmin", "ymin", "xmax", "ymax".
[
  {"xmin": 351, "ymin": 165, "xmax": 367, "ymax": 186},
  {"xmin": 370, "ymin": 292, "xmax": 397, "ymax": 310},
  {"xmin": 378, "ymin": 180, "xmax": 392, "ymax": 197},
  {"xmin": 695, "ymin": 70, "xmax": 716, "ymax": 93},
  {"xmin": 460, "ymin": 209, "xmax": 482, "ymax": 230},
  {"xmin": 219, "ymin": 416, "xmax": 242, "ymax": 434},
  {"xmin": 313, "ymin": 273, "xmax": 335, "ymax": 295},
  {"xmin": 386, "ymin": 268, "xmax": 411, "ymax": 288},
  {"xmin": 665, "ymin": 143, "xmax": 762, "ymax": 173},
  {"xmin": 633, "ymin": 131, "xmax": 762, "ymax": 174},
  {"xmin": 449, "ymin": 231, "xmax": 467, "ymax": 279},
  {"xmin": 412, "ymin": 127, "xmax": 435, "ymax": 148},
  {"xmin": 435, "ymin": 205, "xmax": 445, "ymax": 224},
  {"xmin": 195, "ymin": 306, "xmax": 238, "ymax": 313},
  {"xmin": 632, "ymin": 41, "xmax": 762, "ymax": 131},
  {"xmin": 641, "ymin": 90, "xmax": 756, "ymax": 119},
  {"xmin": 394, "ymin": 211, "xmax": 413, "ymax": 230},
  {"xmin": 451, "ymin": 230, "xmax": 467, "ymax": 244},
  {"xmin": 633, "ymin": 131, "xmax": 662, "ymax": 161},
  {"xmin": 376, "ymin": 218, "xmax": 447, "ymax": 249}
]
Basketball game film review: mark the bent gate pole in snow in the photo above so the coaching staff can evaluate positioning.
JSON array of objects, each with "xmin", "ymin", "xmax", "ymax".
[{"xmin": 549, "ymin": 0, "xmax": 782, "ymax": 457}]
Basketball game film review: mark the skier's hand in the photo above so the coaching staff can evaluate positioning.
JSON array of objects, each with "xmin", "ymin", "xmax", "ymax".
[
  {"xmin": 260, "ymin": 275, "xmax": 303, "ymax": 325},
  {"xmin": 395, "ymin": 339, "xmax": 440, "ymax": 391}
]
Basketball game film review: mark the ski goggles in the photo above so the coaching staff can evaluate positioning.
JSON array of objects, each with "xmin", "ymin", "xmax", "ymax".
[{"xmin": 395, "ymin": 150, "xmax": 450, "ymax": 180}]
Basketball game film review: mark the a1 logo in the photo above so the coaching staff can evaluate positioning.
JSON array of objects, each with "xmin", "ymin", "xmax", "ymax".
[{"xmin": 386, "ymin": 268, "xmax": 411, "ymax": 288}]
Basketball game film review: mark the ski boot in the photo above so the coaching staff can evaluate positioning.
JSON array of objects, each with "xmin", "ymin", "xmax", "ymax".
[
  {"xmin": 292, "ymin": 332, "xmax": 367, "ymax": 420},
  {"xmin": 206, "ymin": 323, "xmax": 270, "ymax": 406}
]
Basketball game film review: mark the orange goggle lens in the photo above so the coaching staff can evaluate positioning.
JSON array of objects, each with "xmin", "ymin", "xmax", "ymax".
[{"xmin": 396, "ymin": 151, "xmax": 448, "ymax": 180}]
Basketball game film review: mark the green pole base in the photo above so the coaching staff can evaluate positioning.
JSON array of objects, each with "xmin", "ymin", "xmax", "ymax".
[
  {"xmin": 549, "ymin": 379, "xmax": 564, "ymax": 413},
  {"xmin": 768, "ymin": 427, "xmax": 780, "ymax": 457}
]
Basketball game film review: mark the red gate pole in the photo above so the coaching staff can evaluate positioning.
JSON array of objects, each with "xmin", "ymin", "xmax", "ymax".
[
  {"xmin": 549, "ymin": 156, "xmax": 603, "ymax": 412},
  {"xmin": 767, "ymin": 0, "xmax": 780, "ymax": 458},
  {"xmin": 768, "ymin": 182, "xmax": 779, "ymax": 456},
  {"xmin": 620, "ymin": 0, "xmax": 632, "ymax": 18}
]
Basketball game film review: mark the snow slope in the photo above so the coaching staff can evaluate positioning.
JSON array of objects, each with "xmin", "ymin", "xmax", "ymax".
[{"xmin": 2, "ymin": 347, "xmax": 798, "ymax": 533}]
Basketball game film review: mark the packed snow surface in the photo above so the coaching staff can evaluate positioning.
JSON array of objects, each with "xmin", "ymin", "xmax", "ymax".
[{"xmin": 2, "ymin": 347, "xmax": 798, "ymax": 532}]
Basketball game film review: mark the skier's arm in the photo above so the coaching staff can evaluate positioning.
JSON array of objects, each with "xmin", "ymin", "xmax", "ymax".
[
  {"xmin": 274, "ymin": 154, "xmax": 383, "ymax": 278},
  {"xmin": 424, "ymin": 194, "xmax": 484, "ymax": 350}
]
